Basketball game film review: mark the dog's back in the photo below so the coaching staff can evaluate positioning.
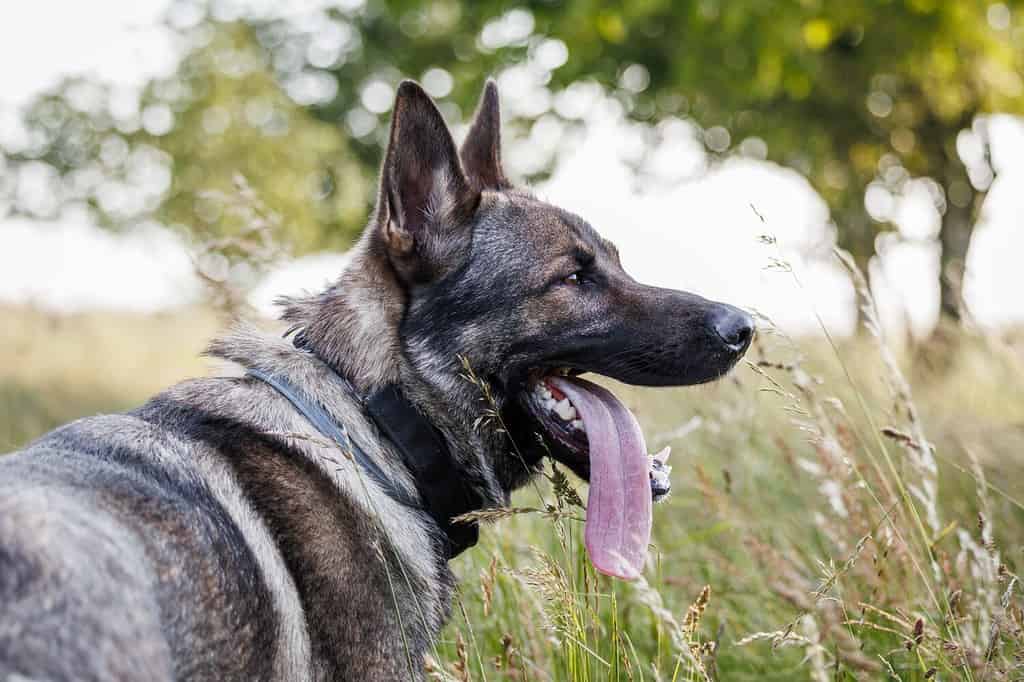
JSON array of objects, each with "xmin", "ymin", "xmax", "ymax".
[
  {"xmin": 0, "ymin": 407, "xmax": 280, "ymax": 681},
  {"xmin": 2, "ymin": 433, "xmax": 175, "ymax": 680},
  {"xmin": 0, "ymin": 79, "xmax": 754, "ymax": 681},
  {"xmin": 1, "ymin": 360, "xmax": 443, "ymax": 681}
]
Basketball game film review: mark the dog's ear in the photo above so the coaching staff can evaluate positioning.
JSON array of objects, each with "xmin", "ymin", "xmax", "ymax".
[
  {"xmin": 460, "ymin": 79, "xmax": 510, "ymax": 191},
  {"xmin": 377, "ymin": 81, "xmax": 478, "ymax": 280}
]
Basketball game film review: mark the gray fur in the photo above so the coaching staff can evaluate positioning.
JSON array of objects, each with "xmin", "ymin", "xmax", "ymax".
[
  {"xmin": 0, "ymin": 79, "xmax": 752, "ymax": 681},
  {"xmin": 2, "ymin": 328, "xmax": 449, "ymax": 681}
]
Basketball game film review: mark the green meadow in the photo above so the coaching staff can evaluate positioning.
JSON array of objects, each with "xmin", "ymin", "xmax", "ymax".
[{"xmin": 3, "ymin": 299, "xmax": 1021, "ymax": 681}]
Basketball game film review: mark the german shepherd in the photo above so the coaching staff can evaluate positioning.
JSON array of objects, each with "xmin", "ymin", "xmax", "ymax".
[{"xmin": 0, "ymin": 80, "xmax": 753, "ymax": 680}]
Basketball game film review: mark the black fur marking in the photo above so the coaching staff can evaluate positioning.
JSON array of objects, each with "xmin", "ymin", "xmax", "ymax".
[
  {"xmin": 137, "ymin": 394, "xmax": 448, "ymax": 681},
  {"xmin": 0, "ymin": 423, "xmax": 279, "ymax": 681}
]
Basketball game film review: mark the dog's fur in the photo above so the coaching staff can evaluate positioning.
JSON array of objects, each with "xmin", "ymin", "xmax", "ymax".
[{"xmin": 0, "ymin": 81, "xmax": 752, "ymax": 681}]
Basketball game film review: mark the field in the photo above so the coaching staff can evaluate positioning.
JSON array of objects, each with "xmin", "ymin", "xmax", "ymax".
[{"xmin": 2, "ymin": 302, "xmax": 1022, "ymax": 680}]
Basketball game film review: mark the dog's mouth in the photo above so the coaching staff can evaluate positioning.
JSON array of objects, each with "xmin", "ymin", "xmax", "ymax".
[
  {"xmin": 523, "ymin": 369, "xmax": 589, "ymax": 467},
  {"xmin": 518, "ymin": 368, "xmax": 669, "ymax": 580}
]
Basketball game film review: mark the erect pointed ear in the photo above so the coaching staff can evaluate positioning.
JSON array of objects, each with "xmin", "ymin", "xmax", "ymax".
[
  {"xmin": 459, "ymin": 79, "xmax": 510, "ymax": 191},
  {"xmin": 377, "ymin": 81, "xmax": 477, "ymax": 279}
]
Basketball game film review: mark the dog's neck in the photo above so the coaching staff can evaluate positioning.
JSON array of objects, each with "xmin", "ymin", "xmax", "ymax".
[
  {"xmin": 278, "ymin": 237, "xmax": 521, "ymax": 508},
  {"xmin": 247, "ymin": 358, "xmax": 484, "ymax": 558},
  {"xmin": 280, "ymin": 236, "xmax": 405, "ymax": 392}
]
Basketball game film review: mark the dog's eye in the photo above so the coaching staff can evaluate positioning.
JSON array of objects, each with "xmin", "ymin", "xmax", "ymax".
[{"xmin": 563, "ymin": 272, "xmax": 583, "ymax": 286}]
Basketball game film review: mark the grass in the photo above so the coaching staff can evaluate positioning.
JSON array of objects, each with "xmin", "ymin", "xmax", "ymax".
[
  {"xmin": 0, "ymin": 306, "xmax": 220, "ymax": 451},
  {"xmin": 2, "ymin": 293, "xmax": 1022, "ymax": 680}
]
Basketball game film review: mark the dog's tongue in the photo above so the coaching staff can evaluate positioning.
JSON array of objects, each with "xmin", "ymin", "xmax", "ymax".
[{"xmin": 550, "ymin": 377, "xmax": 651, "ymax": 580}]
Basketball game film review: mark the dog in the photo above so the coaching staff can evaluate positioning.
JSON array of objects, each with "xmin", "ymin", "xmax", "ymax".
[{"xmin": 0, "ymin": 80, "xmax": 753, "ymax": 681}]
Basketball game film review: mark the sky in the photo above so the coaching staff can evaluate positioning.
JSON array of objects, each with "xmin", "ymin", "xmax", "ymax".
[
  {"xmin": 1, "ymin": 1, "xmax": 1021, "ymax": 339},
  {"xmin": 0, "ymin": 1, "xmax": 177, "ymax": 108}
]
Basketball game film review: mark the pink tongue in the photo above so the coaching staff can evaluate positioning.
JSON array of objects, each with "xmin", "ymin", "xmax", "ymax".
[{"xmin": 550, "ymin": 377, "xmax": 651, "ymax": 580}]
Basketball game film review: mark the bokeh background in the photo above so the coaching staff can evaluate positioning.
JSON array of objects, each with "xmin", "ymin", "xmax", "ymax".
[{"xmin": 1, "ymin": 1, "xmax": 1023, "ymax": 680}]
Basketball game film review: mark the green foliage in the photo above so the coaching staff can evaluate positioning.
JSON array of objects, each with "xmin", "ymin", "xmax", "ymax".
[
  {"xmin": 532, "ymin": 0, "xmax": 1024, "ymax": 264},
  {"xmin": 3, "ymin": 1, "xmax": 1023, "ymax": 293},
  {"xmin": 3, "ymin": 303, "xmax": 1023, "ymax": 679},
  {"xmin": 150, "ymin": 23, "xmax": 371, "ymax": 251},
  {"xmin": 9, "ymin": 22, "xmax": 372, "ymax": 249}
]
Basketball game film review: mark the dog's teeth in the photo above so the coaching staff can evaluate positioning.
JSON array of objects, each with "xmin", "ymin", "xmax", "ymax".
[
  {"xmin": 542, "ymin": 397, "xmax": 556, "ymax": 410},
  {"xmin": 570, "ymin": 419, "xmax": 584, "ymax": 431},
  {"xmin": 553, "ymin": 399, "xmax": 576, "ymax": 421}
]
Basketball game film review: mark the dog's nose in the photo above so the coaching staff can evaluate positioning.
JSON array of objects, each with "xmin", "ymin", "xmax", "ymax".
[{"xmin": 712, "ymin": 306, "xmax": 755, "ymax": 352}]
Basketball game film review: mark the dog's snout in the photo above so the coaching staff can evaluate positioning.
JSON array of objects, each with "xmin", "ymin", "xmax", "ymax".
[{"xmin": 711, "ymin": 306, "xmax": 755, "ymax": 352}]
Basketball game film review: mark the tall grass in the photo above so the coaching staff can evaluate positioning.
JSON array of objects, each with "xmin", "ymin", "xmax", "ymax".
[
  {"xmin": 430, "ymin": 251, "xmax": 1023, "ymax": 680},
  {"xmin": 2, "ymin": 254, "xmax": 1022, "ymax": 679}
]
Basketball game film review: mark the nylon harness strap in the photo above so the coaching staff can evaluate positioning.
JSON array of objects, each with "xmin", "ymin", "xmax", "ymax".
[{"xmin": 247, "ymin": 367, "xmax": 480, "ymax": 559}]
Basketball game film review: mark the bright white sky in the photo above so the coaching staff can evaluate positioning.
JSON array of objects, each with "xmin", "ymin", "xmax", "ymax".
[
  {"xmin": 1, "ymin": 1, "xmax": 1021, "ymax": 339},
  {"xmin": 0, "ymin": 1, "xmax": 176, "ymax": 107}
]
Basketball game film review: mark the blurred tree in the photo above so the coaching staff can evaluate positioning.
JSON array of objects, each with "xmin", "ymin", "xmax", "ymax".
[
  {"xmin": 150, "ymin": 22, "xmax": 371, "ymax": 252},
  {"xmin": 523, "ymin": 0, "xmax": 1024, "ymax": 318},
  {"xmin": 3, "ymin": 22, "xmax": 369, "ymax": 250},
  {"xmin": 3, "ymin": 0, "xmax": 1022, "ymax": 318}
]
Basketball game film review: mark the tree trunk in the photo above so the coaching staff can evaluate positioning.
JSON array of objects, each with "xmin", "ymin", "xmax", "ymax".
[
  {"xmin": 916, "ymin": 191, "xmax": 975, "ymax": 374},
  {"xmin": 916, "ymin": 108, "xmax": 979, "ymax": 327},
  {"xmin": 938, "ymin": 197, "xmax": 973, "ymax": 321}
]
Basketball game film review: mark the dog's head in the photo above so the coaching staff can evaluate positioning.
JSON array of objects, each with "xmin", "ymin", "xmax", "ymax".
[{"xmin": 290, "ymin": 81, "xmax": 753, "ymax": 578}]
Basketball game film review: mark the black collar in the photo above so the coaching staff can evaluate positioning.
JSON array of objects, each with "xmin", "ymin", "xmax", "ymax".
[
  {"xmin": 248, "ymin": 366, "xmax": 482, "ymax": 559},
  {"xmin": 364, "ymin": 385, "xmax": 482, "ymax": 557}
]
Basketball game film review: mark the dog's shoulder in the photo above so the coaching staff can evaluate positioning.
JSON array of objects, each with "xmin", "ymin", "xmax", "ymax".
[{"xmin": 1, "ymin": 378, "xmax": 300, "ymax": 680}]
